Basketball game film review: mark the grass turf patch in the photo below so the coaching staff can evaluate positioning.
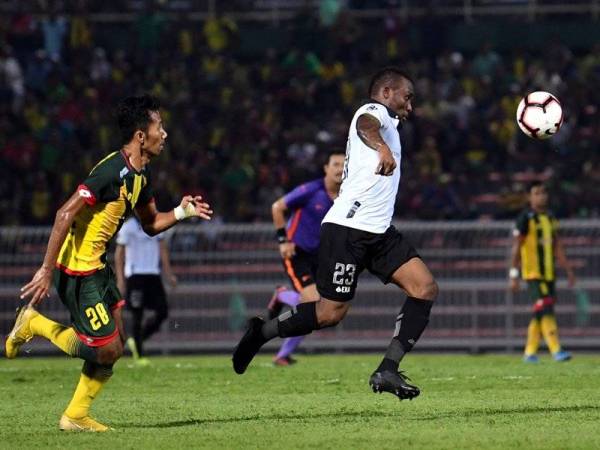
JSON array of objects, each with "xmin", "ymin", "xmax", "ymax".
[{"xmin": 1, "ymin": 354, "xmax": 600, "ymax": 449}]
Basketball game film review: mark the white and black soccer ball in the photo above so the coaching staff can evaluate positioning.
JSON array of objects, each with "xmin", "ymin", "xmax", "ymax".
[{"xmin": 516, "ymin": 91, "xmax": 563, "ymax": 140}]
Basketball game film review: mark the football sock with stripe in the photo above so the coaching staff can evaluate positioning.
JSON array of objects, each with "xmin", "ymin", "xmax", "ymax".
[
  {"xmin": 64, "ymin": 361, "xmax": 113, "ymax": 419},
  {"xmin": 524, "ymin": 317, "xmax": 541, "ymax": 355},
  {"xmin": 29, "ymin": 312, "xmax": 98, "ymax": 362},
  {"xmin": 377, "ymin": 297, "xmax": 433, "ymax": 373},
  {"xmin": 540, "ymin": 314, "xmax": 561, "ymax": 354},
  {"xmin": 261, "ymin": 302, "xmax": 318, "ymax": 339}
]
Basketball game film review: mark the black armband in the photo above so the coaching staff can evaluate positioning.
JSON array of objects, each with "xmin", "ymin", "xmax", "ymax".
[{"xmin": 276, "ymin": 227, "xmax": 288, "ymax": 244}]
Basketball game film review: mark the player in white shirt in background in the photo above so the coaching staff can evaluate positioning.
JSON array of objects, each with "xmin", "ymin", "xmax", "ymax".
[
  {"xmin": 233, "ymin": 68, "xmax": 438, "ymax": 401},
  {"xmin": 115, "ymin": 216, "xmax": 177, "ymax": 364}
]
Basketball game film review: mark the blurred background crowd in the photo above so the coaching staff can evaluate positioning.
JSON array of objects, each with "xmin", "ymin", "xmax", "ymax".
[{"xmin": 1, "ymin": 0, "xmax": 599, "ymax": 225}]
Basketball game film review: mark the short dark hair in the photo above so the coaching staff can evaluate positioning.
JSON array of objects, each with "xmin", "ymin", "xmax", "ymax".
[
  {"xmin": 527, "ymin": 180, "xmax": 545, "ymax": 193},
  {"xmin": 368, "ymin": 67, "xmax": 413, "ymax": 97},
  {"xmin": 324, "ymin": 149, "xmax": 346, "ymax": 165},
  {"xmin": 116, "ymin": 95, "xmax": 160, "ymax": 144}
]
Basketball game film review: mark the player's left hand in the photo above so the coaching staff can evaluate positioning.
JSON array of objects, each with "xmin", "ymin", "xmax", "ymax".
[
  {"xmin": 168, "ymin": 274, "xmax": 178, "ymax": 288},
  {"xmin": 21, "ymin": 265, "xmax": 53, "ymax": 307},
  {"xmin": 178, "ymin": 195, "xmax": 213, "ymax": 220}
]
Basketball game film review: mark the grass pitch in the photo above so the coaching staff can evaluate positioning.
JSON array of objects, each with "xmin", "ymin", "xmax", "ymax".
[{"xmin": 1, "ymin": 354, "xmax": 600, "ymax": 449}]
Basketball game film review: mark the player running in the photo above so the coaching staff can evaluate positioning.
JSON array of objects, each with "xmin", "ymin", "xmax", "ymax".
[
  {"xmin": 5, "ymin": 95, "xmax": 212, "ymax": 431},
  {"xmin": 233, "ymin": 67, "xmax": 438, "ymax": 401},
  {"xmin": 268, "ymin": 150, "xmax": 345, "ymax": 366},
  {"xmin": 509, "ymin": 181, "xmax": 575, "ymax": 363}
]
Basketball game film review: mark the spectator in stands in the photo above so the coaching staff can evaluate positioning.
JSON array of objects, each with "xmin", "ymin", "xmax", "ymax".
[
  {"xmin": 0, "ymin": 5, "xmax": 599, "ymax": 225},
  {"xmin": 41, "ymin": 11, "xmax": 68, "ymax": 62}
]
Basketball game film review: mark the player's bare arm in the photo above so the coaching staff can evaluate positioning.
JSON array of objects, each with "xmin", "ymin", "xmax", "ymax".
[
  {"xmin": 159, "ymin": 240, "xmax": 178, "ymax": 288},
  {"xmin": 115, "ymin": 244, "xmax": 126, "ymax": 295},
  {"xmin": 554, "ymin": 235, "xmax": 576, "ymax": 287},
  {"xmin": 21, "ymin": 191, "xmax": 87, "ymax": 306},
  {"xmin": 509, "ymin": 234, "xmax": 525, "ymax": 292},
  {"xmin": 356, "ymin": 114, "xmax": 396, "ymax": 176},
  {"xmin": 135, "ymin": 195, "xmax": 212, "ymax": 236},
  {"xmin": 272, "ymin": 197, "xmax": 295, "ymax": 259}
]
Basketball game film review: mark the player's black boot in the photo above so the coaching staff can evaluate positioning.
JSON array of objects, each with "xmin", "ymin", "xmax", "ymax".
[
  {"xmin": 232, "ymin": 317, "xmax": 267, "ymax": 374},
  {"xmin": 369, "ymin": 370, "xmax": 420, "ymax": 400}
]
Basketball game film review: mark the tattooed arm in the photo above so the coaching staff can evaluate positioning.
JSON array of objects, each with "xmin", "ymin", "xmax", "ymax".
[{"xmin": 356, "ymin": 114, "xmax": 396, "ymax": 176}]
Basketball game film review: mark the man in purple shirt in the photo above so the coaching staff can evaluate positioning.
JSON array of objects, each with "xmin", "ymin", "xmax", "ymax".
[{"xmin": 268, "ymin": 150, "xmax": 345, "ymax": 365}]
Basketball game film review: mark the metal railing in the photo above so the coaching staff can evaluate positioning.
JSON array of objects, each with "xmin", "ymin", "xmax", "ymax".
[{"xmin": 1, "ymin": 220, "xmax": 598, "ymax": 354}]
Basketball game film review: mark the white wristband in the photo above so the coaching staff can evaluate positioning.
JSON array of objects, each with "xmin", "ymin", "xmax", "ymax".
[
  {"xmin": 174, "ymin": 203, "xmax": 196, "ymax": 221},
  {"xmin": 509, "ymin": 267, "xmax": 519, "ymax": 279}
]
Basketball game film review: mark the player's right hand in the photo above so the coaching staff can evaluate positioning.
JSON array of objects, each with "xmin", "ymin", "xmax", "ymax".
[
  {"xmin": 509, "ymin": 278, "xmax": 520, "ymax": 293},
  {"xmin": 375, "ymin": 145, "xmax": 396, "ymax": 176},
  {"xmin": 279, "ymin": 242, "xmax": 296, "ymax": 259},
  {"xmin": 20, "ymin": 265, "xmax": 53, "ymax": 306}
]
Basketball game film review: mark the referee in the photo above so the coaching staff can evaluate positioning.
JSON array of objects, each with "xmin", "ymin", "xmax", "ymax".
[{"xmin": 115, "ymin": 216, "xmax": 177, "ymax": 362}]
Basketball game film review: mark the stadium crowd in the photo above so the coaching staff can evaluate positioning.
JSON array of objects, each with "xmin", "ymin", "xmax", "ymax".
[{"xmin": 1, "ymin": 4, "xmax": 599, "ymax": 225}]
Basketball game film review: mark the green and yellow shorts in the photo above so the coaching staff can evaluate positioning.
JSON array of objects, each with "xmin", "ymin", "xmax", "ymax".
[
  {"xmin": 53, "ymin": 265, "xmax": 125, "ymax": 347},
  {"xmin": 526, "ymin": 279, "xmax": 556, "ymax": 314}
]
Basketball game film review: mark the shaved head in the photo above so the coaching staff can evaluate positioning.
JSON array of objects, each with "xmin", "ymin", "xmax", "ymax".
[{"xmin": 369, "ymin": 67, "xmax": 413, "ymax": 97}]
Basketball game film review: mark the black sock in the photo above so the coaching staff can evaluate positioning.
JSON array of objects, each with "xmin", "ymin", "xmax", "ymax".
[
  {"xmin": 261, "ymin": 302, "xmax": 318, "ymax": 340},
  {"xmin": 132, "ymin": 308, "xmax": 144, "ymax": 355},
  {"xmin": 377, "ymin": 297, "xmax": 433, "ymax": 372}
]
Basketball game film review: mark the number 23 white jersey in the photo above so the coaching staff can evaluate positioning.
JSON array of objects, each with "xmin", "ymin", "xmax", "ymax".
[{"xmin": 323, "ymin": 102, "xmax": 402, "ymax": 234}]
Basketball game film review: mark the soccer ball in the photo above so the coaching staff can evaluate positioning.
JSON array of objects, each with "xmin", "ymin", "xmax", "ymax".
[{"xmin": 516, "ymin": 91, "xmax": 563, "ymax": 139}]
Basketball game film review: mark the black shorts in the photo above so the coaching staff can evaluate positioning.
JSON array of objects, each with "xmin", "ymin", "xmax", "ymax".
[
  {"xmin": 282, "ymin": 246, "xmax": 319, "ymax": 293},
  {"xmin": 126, "ymin": 274, "xmax": 168, "ymax": 311},
  {"xmin": 316, "ymin": 222, "xmax": 420, "ymax": 302}
]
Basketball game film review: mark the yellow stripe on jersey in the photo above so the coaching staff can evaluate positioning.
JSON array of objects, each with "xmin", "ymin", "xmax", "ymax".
[
  {"xmin": 57, "ymin": 185, "xmax": 128, "ymax": 273},
  {"xmin": 520, "ymin": 213, "xmax": 556, "ymax": 281},
  {"xmin": 130, "ymin": 174, "xmax": 143, "ymax": 206},
  {"xmin": 57, "ymin": 150, "xmax": 152, "ymax": 274},
  {"xmin": 539, "ymin": 215, "xmax": 554, "ymax": 280},
  {"xmin": 521, "ymin": 223, "xmax": 540, "ymax": 279}
]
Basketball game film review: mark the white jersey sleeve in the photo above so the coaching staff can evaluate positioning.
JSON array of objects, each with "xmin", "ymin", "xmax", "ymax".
[
  {"xmin": 116, "ymin": 218, "xmax": 133, "ymax": 245},
  {"xmin": 323, "ymin": 102, "xmax": 402, "ymax": 234},
  {"xmin": 118, "ymin": 217, "xmax": 163, "ymax": 277},
  {"xmin": 360, "ymin": 103, "xmax": 389, "ymax": 128}
]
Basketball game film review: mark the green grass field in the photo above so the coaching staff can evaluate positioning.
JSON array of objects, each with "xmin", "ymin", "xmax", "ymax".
[{"xmin": 1, "ymin": 354, "xmax": 600, "ymax": 449}]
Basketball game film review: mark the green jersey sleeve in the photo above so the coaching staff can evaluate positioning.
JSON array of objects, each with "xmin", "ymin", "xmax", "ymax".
[
  {"xmin": 136, "ymin": 169, "xmax": 154, "ymax": 206},
  {"xmin": 78, "ymin": 157, "xmax": 121, "ymax": 205},
  {"xmin": 514, "ymin": 210, "xmax": 529, "ymax": 236}
]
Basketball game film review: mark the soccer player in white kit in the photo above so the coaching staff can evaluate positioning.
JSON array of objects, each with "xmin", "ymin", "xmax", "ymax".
[
  {"xmin": 115, "ymin": 217, "xmax": 177, "ymax": 361},
  {"xmin": 233, "ymin": 68, "xmax": 438, "ymax": 400}
]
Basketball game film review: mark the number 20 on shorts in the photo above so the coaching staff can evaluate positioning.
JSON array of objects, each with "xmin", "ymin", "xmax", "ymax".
[{"xmin": 85, "ymin": 303, "xmax": 110, "ymax": 331}]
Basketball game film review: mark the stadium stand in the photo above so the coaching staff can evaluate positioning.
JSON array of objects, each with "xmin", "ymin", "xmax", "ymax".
[
  {"xmin": 0, "ymin": 1, "xmax": 599, "ymax": 353},
  {"xmin": 0, "ymin": 1, "xmax": 599, "ymax": 225}
]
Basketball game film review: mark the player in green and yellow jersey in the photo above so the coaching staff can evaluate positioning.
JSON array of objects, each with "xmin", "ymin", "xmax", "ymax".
[
  {"xmin": 5, "ymin": 95, "xmax": 212, "ymax": 431},
  {"xmin": 509, "ymin": 181, "xmax": 575, "ymax": 363}
]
